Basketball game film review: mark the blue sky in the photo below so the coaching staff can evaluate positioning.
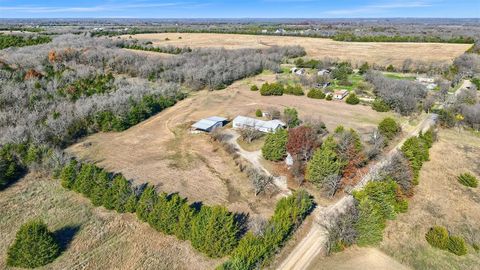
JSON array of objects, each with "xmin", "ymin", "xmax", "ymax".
[{"xmin": 0, "ymin": 0, "xmax": 478, "ymax": 18}]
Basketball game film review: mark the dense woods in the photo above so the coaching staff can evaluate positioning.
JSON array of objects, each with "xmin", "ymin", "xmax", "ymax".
[{"xmin": 0, "ymin": 34, "xmax": 51, "ymax": 49}]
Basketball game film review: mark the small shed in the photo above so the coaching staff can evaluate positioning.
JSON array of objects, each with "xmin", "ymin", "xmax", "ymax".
[
  {"xmin": 333, "ymin": 90, "xmax": 349, "ymax": 100},
  {"xmin": 192, "ymin": 116, "xmax": 228, "ymax": 132}
]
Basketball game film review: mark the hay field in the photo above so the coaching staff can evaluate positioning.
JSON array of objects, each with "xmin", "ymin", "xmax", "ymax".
[
  {"xmin": 121, "ymin": 33, "xmax": 471, "ymax": 67},
  {"xmin": 0, "ymin": 173, "xmax": 222, "ymax": 270},
  {"xmin": 67, "ymin": 73, "xmax": 405, "ymax": 218},
  {"xmin": 380, "ymin": 129, "xmax": 480, "ymax": 269}
]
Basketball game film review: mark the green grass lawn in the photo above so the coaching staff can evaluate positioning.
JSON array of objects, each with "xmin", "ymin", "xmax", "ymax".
[
  {"xmin": 383, "ymin": 72, "xmax": 417, "ymax": 81},
  {"xmin": 330, "ymin": 74, "xmax": 364, "ymax": 91}
]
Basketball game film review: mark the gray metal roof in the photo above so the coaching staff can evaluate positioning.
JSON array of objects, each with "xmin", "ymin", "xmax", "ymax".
[
  {"xmin": 192, "ymin": 116, "xmax": 226, "ymax": 130},
  {"xmin": 206, "ymin": 116, "xmax": 227, "ymax": 122},
  {"xmin": 233, "ymin": 116, "xmax": 285, "ymax": 130},
  {"xmin": 192, "ymin": 119, "xmax": 218, "ymax": 130}
]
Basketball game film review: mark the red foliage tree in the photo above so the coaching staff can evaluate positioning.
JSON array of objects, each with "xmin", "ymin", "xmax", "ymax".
[{"xmin": 286, "ymin": 126, "xmax": 318, "ymax": 162}]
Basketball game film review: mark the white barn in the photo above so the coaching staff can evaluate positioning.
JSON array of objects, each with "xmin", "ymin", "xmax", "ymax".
[
  {"xmin": 232, "ymin": 116, "xmax": 285, "ymax": 133},
  {"xmin": 192, "ymin": 116, "xmax": 228, "ymax": 132}
]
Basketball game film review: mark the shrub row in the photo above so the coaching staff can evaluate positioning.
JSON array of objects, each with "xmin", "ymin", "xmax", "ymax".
[
  {"xmin": 60, "ymin": 160, "xmax": 241, "ymax": 258},
  {"xmin": 353, "ymin": 180, "xmax": 408, "ymax": 246},
  {"xmin": 0, "ymin": 34, "xmax": 52, "ymax": 49},
  {"xmin": 351, "ymin": 130, "xmax": 435, "ymax": 246},
  {"xmin": 332, "ymin": 33, "xmax": 475, "ymax": 44},
  {"xmin": 425, "ymin": 226, "xmax": 468, "ymax": 256},
  {"xmin": 120, "ymin": 44, "xmax": 193, "ymax": 54},
  {"xmin": 220, "ymin": 190, "xmax": 314, "ymax": 270},
  {"xmin": 400, "ymin": 129, "xmax": 435, "ymax": 184}
]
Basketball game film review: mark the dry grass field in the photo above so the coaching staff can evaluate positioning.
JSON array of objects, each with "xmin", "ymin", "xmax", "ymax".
[
  {"xmin": 309, "ymin": 247, "xmax": 411, "ymax": 270},
  {"xmin": 0, "ymin": 173, "xmax": 222, "ymax": 270},
  {"xmin": 380, "ymin": 129, "xmax": 480, "ymax": 269},
  {"xmin": 67, "ymin": 73, "xmax": 406, "ymax": 218},
  {"xmin": 121, "ymin": 33, "xmax": 471, "ymax": 67}
]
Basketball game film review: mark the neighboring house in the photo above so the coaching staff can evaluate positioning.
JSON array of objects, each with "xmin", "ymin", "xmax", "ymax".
[
  {"xmin": 417, "ymin": 77, "xmax": 435, "ymax": 84},
  {"xmin": 192, "ymin": 116, "xmax": 228, "ymax": 132},
  {"xmin": 261, "ymin": 29, "xmax": 268, "ymax": 34},
  {"xmin": 233, "ymin": 116, "xmax": 286, "ymax": 133},
  {"xmin": 333, "ymin": 90, "xmax": 349, "ymax": 100},
  {"xmin": 275, "ymin": 29, "xmax": 285, "ymax": 34},
  {"xmin": 318, "ymin": 69, "xmax": 330, "ymax": 76},
  {"xmin": 291, "ymin": 67, "xmax": 305, "ymax": 76}
]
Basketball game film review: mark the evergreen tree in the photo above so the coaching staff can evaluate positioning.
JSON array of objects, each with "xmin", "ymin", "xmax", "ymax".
[
  {"xmin": 73, "ymin": 163, "xmax": 97, "ymax": 196},
  {"xmin": 90, "ymin": 170, "xmax": 110, "ymax": 207},
  {"xmin": 346, "ymin": 93, "xmax": 360, "ymax": 105},
  {"xmin": 354, "ymin": 198, "xmax": 385, "ymax": 246},
  {"xmin": 283, "ymin": 107, "xmax": 300, "ymax": 128},
  {"xmin": 124, "ymin": 193, "xmax": 138, "ymax": 213},
  {"xmin": 191, "ymin": 206, "xmax": 239, "ymax": 258},
  {"xmin": 175, "ymin": 202, "xmax": 196, "ymax": 240},
  {"xmin": 261, "ymin": 129, "xmax": 288, "ymax": 161},
  {"xmin": 148, "ymin": 193, "xmax": 169, "ymax": 232},
  {"xmin": 136, "ymin": 185, "xmax": 158, "ymax": 222},
  {"xmin": 7, "ymin": 220, "xmax": 60, "ymax": 268},
  {"xmin": 110, "ymin": 175, "xmax": 134, "ymax": 213},
  {"xmin": 60, "ymin": 159, "xmax": 78, "ymax": 190},
  {"xmin": 306, "ymin": 136, "xmax": 344, "ymax": 187}
]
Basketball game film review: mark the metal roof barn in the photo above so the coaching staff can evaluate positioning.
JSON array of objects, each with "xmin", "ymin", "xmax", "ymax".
[{"xmin": 192, "ymin": 116, "xmax": 227, "ymax": 132}]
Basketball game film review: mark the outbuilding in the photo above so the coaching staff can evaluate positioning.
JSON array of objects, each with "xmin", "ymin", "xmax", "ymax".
[
  {"xmin": 232, "ymin": 116, "xmax": 285, "ymax": 133},
  {"xmin": 192, "ymin": 116, "xmax": 228, "ymax": 132},
  {"xmin": 333, "ymin": 90, "xmax": 349, "ymax": 100}
]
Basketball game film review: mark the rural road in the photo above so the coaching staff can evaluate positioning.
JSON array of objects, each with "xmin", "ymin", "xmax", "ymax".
[{"xmin": 277, "ymin": 113, "xmax": 437, "ymax": 270}]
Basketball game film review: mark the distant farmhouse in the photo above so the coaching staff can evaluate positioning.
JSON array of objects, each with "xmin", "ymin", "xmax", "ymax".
[
  {"xmin": 291, "ymin": 67, "xmax": 306, "ymax": 76},
  {"xmin": 317, "ymin": 69, "xmax": 331, "ymax": 76},
  {"xmin": 333, "ymin": 90, "xmax": 349, "ymax": 100},
  {"xmin": 233, "ymin": 116, "xmax": 286, "ymax": 133},
  {"xmin": 192, "ymin": 116, "xmax": 228, "ymax": 132},
  {"xmin": 416, "ymin": 77, "xmax": 437, "ymax": 90}
]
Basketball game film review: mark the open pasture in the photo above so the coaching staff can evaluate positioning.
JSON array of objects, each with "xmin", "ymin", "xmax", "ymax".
[{"xmin": 122, "ymin": 33, "xmax": 471, "ymax": 67}]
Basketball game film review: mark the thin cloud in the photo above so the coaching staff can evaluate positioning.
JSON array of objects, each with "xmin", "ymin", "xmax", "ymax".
[
  {"xmin": 0, "ymin": 1, "xmax": 196, "ymax": 13},
  {"xmin": 324, "ymin": 1, "xmax": 432, "ymax": 16}
]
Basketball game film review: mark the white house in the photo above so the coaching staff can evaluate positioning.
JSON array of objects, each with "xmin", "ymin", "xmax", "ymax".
[
  {"xmin": 416, "ymin": 77, "xmax": 435, "ymax": 84},
  {"xmin": 291, "ymin": 67, "xmax": 305, "ymax": 76},
  {"xmin": 192, "ymin": 116, "xmax": 228, "ymax": 132},
  {"xmin": 318, "ymin": 69, "xmax": 330, "ymax": 76},
  {"xmin": 333, "ymin": 90, "xmax": 349, "ymax": 100},
  {"xmin": 232, "ymin": 116, "xmax": 285, "ymax": 133}
]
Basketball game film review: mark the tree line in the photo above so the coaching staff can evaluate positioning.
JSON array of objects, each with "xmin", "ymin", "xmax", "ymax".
[
  {"xmin": 328, "ymin": 129, "xmax": 436, "ymax": 251},
  {"xmin": 332, "ymin": 32, "xmax": 475, "ymax": 44},
  {"xmin": 119, "ymin": 43, "xmax": 193, "ymax": 55},
  {"xmin": 0, "ymin": 34, "xmax": 51, "ymax": 50}
]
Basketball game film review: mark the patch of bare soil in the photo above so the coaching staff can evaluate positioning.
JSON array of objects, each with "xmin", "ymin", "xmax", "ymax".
[
  {"xmin": 309, "ymin": 247, "xmax": 411, "ymax": 270},
  {"xmin": 380, "ymin": 129, "xmax": 480, "ymax": 269},
  {"xmin": 0, "ymin": 173, "xmax": 222, "ymax": 270},
  {"xmin": 121, "ymin": 33, "xmax": 470, "ymax": 67}
]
